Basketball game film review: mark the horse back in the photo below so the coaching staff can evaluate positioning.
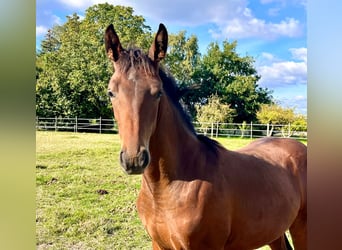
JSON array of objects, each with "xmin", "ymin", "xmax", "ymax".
[
  {"xmin": 214, "ymin": 137, "xmax": 307, "ymax": 248},
  {"xmin": 237, "ymin": 137, "xmax": 306, "ymax": 202},
  {"xmin": 237, "ymin": 137, "xmax": 307, "ymax": 194}
]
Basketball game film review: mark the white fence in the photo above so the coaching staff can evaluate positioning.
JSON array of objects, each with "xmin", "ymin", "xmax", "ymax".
[
  {"xmin": 193, "ymin": 122, "xmax": 307, "ymax": 140},
  {"xmin": 35, "ymin": 117, "xmax": 117, "ymax": 133},
  {"xmin": 36, "ymin": 117, "xmax": 307, "ymax": 140}
]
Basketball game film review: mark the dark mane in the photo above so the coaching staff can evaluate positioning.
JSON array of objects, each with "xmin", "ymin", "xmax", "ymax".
[
  {"xmin": 158, "ymin": 68, "xmax": 196, "ymax": 134},
  {"xmin": 116, "ymin": 47, "xmax": 158, "ymax": 76},
  {"xmin": 158, "ymin": 66, "xmax": 223, "ymax": 154},
  {"xmin": 117, "ymin": 48, "xmax": 222, "ymax": 153}
]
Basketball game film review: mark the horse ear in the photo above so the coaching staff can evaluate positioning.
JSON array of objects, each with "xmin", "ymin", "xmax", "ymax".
[
  {"xmin": 148, "ymin": 23, "xmax": 168, "ymax": 63},
  {"xmin": 104, "ymin": 24, "xmax": 123, "ymax": 62}
]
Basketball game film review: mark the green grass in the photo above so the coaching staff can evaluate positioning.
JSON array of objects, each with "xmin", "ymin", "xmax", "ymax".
[
  {"xmin": 36, "ymin": 131, "xmax": 303, "ymax": 249},
  {"xmin": 36, "ymin": 131, "xmax": 150, "ymax": 249}
]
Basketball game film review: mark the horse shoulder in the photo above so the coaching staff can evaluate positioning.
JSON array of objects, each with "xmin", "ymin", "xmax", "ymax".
[{"xmin": 137, "ymin": 178, "xmax": 230, "ymax": 249}]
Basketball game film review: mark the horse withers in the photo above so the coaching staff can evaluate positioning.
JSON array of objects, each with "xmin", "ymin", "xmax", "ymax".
[{"xmin": 104, "ymin": 23, "xmax": 307, "ymax": 250}]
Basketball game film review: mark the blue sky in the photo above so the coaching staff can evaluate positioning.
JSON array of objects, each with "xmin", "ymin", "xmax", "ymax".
[{"xmin": 36, "ymin": 0, "xmax": 307, "ymax": 115}]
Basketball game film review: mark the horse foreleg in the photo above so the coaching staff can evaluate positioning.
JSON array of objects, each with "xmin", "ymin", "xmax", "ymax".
[
  {"xmin": 289, "ymin": 208, "xmax": 307, "ymax": 250},
  {"xmin": 268, "ymin": 234, "xmax": 292, "ymax": 250},
  {"xmin": 152, "ymin": 241, "xmax": 164, "ymax": 250}
]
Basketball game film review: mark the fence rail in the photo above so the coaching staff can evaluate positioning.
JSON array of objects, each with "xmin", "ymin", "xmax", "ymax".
[
  {"xmin": 35, "ymin": 117, "xmax": 118, "ymax": 133},
  {"xmin": 193, "ymin": 122, "xmax": 307, "ymax": 140},
  {"xmin": 36, "ymin": 117, "xmax": 307, "ymax": 140}
]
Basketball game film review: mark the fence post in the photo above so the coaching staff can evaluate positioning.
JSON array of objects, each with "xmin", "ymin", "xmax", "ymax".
[
  {"xmin": 288, "ymin": 123, "xmax": 291, "ymax": 137},
  {"xmin": 55, "ymin": 117, "xmax": 57, "ymax": 131},
  {"xmin": 75, "ymin": 116, "xmax": 78, "ymax": 133},
  {"xmin": 99, "ymin": 117, "xmax": 102, "ymax": 134},
  {"xmin": 113, "ymin": 118, "xmax": 116, "ymax": 133},
  {"xmin": 250, "ymin": 122, "xmax": 253, "ymax": 139},
  {"xmin": 211, "ymin": 123, "xmax": 214, "ymax": 138},
  {"xmin": 216, "ymin": 122, "xmax": 219, "ymax": 138}
]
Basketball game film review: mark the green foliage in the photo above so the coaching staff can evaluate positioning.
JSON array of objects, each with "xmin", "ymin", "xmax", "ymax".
[
  {"xmin": 238, "ymin": 121, "xmax": 248, "ymax": 138},
  {"xmin": 163, "ymin": 31, "xmax": 203, "ymax": 117},
  {"xmin": 36, "ymin": 4, "xmax": 152, "ymax": 118},
  {"xmin": 291, "ymin": 114, "xmax": 307, "ymax": 131},
  {"xmin": 257, "ymin": 104, "xmax": 296, "ymax": 125},
  {"xmin": 225, "ymin": 76, "xmax": 272, "ymax": 122},
  {"xmin": 36, "ymin": 3, "xmax": 273, "ymax": 122},
  {"xmin": 39, "ymin": 26, "xmax": 63, "ymax": 54},
  {"xmin": 164, "ymin": 31, "xmax": 200, "ymax": 84},
  {"xmin": 256, "ymin": 104, "xmax": 307, "ymax": 132},
  {"xmin": 199, "ymin": 41, "xmax": 273, "ymax": 122},
  {"xmin": 195, "ymin": 95, "xmax": 236, "ymax": 132}
]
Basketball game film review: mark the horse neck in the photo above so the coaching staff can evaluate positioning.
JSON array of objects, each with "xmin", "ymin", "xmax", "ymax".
[{"xmin": 144, "ymin": 95, "xmax": 199, "ymax": 186}]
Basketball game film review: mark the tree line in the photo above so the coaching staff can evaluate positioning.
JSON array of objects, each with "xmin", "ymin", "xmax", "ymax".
[{"xmin": 37, "ymin": 3, "xmax": 304, "ymax": 127}]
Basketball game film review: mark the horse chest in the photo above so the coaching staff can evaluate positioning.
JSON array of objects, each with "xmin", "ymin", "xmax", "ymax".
[
  {"xmin": 136, "ymin": 187, "xmax": 209, "ymax": 249},
  {"xmin": 136, "ymin": 181, "xmax": 228, "ymax": 249}
]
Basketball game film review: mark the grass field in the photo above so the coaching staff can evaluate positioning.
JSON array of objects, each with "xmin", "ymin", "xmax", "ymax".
[{"xmin": 36, "ymin": 131, "xmax": 302, "ymax": 249}]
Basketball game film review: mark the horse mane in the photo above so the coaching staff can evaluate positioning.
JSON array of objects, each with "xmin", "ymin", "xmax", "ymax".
[
  {"xmin": 116, "ymin": 47, "xmax": 223, "ymax": 154},
  {"xmin": 158, "ymin": 65, "xmax": 223, "ymax": 155},
  {"xmin": 116, "ymin": 47, "xmax": 158, "ymax": 76}
]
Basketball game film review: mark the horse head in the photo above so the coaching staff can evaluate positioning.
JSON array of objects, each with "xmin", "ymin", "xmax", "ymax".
[{"xmin": 105, "ymin": 23, "xmax": 168, "ymax": 174}]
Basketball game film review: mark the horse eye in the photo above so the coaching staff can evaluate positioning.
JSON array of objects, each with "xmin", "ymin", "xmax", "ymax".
[
  {"xmin": 108, "ymin": 90, "xmax": 115, "ymax": 98},
  {"xmin": 155, "ymin": 90, "xmax": 163, "ymax": 99}
]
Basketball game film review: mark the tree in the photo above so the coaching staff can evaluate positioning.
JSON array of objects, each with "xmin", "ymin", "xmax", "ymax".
[
  {"xmin": 36, "ymin": 4, "xmax": 152, "ymax": 118},
  {"xmin": 195, "ymin": 95, "xmax": 236, "ymax": 134},
  {"xmin": 165, "ymin": 31, "xmax": 201, "ymax": 84},
  {"xmin": 163, "ymin": 31, "xmax": 203, "ymax": 117},
  {"xmin": 225, "ymin": 76, "xmax": 272, "ymax": 122},
  {"xmin": 39, "ymin": 26, "xmax": 63, "ymax": 54},
  {"xmin": 257, "ymin": 104, "xmax": 296, "ymax": 125},
  {"xmin": 83, "ymin": 4, "xmax": 152, "ymax": 50},
  {"xmin": 200, "ymin": 41, "xmax": 273, "ymax": 122},
  {"xmin": 256, "ymin": 104, "xmax": 307, "ymax": 137},
  {"xmin": 36, "ymin": 3, "xmax": 273, "ymax": 121},
  {"xmin": 291, "ymin": 114, "xmax": 307, "ymax": 131}
]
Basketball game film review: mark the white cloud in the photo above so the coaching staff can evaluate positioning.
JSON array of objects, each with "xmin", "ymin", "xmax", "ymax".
[
  {"xmin": 269, "ymin": 18, "xmax": 301, "ymax": 37},
  {"xmin": 58, "ymin": 0, "xmax": 90, "ymax": 8},
  {"xmin": 55, "ymin": 0, "xmax": 303, "ymax": 40},
  {"xmin": 277, "ymin": 94, "xmax": 307, "ymax": 115},
  {"xmin": 260, "ymin": 0, "xmax": 279, "ymax": 3},
  {"xmin": 204, "ymin": 1, "xmax": 302, "ymax": 40},
  {"xmin": 260, "ymin": 0, "xmax": 306, "ymax": 7},
  {"xmin": 294, "ymin": 95, "xmax": 306, "ymax": 101},
  {"xmin": 289, "ymin": 47, "xmax": 307, "ymax": 62},
  {"xmin": 214, "ymin": 15, "xmax": 301, "ymax": 40},
  {"xmin": 257, "ymin": 48, "xmax": 307, "ymax": 88},
  {"xmin": 36, "ymin": 25, "xmax": 48, "ymax": 36},
  {"xmin": 261, "ymin": 52, "xmax": 276, "ymax": 61},
  {"xmin": 58, "ymin": 0, "xmax": 130, "ymax": 9},
  {"xmin": 125, "ymin": 0, "xmax": 249, "ymax": 26},
  {"xmin": 52, "ymin": 14, "xmax": 63, "ymax": 25},
  {"xmin": 259, "ymin": 61, "xmax": 306, "ymax": 84}
]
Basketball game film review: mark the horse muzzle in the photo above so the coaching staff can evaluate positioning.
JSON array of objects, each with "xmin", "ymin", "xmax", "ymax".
[{"xmin": 119, "ymin": 148, "xmax": 150, "ymax": 174}]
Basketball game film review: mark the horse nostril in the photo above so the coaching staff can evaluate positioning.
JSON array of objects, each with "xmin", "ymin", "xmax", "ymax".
[
  {"xmin": 119, "ymin": 148, "xmax": 150, "ymax": 174},
  {"xmin": 119, "ymin": 150, "xmax": 125, "ymax": 167},
  {"xmin": 139, "ymin": 149, "xmax": 150, "ymax": 168}
]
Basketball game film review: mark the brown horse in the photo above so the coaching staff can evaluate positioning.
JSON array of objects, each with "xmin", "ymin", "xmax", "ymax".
[{"xmin": 105, "ymin": 23, "xmax": 307, "ymax": 250}]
